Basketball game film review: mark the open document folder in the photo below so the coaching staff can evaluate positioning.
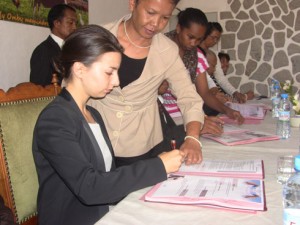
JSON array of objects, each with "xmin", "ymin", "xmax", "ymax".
[
  {"xmin": 220, "ymin": 102, "xmax": 271, "ymax": 124},
  {"xmin": 225, "ymin": 102, "xmax": 267, "ymax": 119},
  {"xmin": 144, "ymin": 159, "xmax": 265, "ymax": 212},
  {"xmin": 202, "ymin": 124, "xmax": 279, "ymax": 146}
]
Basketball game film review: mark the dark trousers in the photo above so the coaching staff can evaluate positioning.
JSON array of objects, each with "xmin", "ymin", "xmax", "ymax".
[
  {"xmin": 203, "ymin": 103, "xmax": 220, "ymax": 116},
  {"xmin": 0, "ymin": 196, "xmax": 17, "ymax": 225}
]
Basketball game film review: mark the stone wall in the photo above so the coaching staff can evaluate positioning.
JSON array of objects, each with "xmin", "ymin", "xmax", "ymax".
[{"xmin": 219, "ymin": 0, "xmax": 300, "ymax": 96}]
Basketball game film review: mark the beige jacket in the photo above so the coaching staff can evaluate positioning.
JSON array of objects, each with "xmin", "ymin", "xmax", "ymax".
[{"xmin": 89, "ymin": 16, "xmax": 204, "ymax": 157}]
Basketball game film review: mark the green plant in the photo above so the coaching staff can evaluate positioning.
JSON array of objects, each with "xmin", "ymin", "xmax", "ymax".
[{"xmin": 291, "ymin": 93, "xmax": 300, "ymax": 115}]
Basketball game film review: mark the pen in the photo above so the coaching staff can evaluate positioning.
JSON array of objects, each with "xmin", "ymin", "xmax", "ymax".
[{"xmin": 171, "ymin": 139, "xmax": 176, "ymax": 150}]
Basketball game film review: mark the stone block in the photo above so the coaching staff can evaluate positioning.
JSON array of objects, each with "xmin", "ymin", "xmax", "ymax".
[
  {"xmin": 236, "ymin": 11, "xmax": 249, "ymax": 20},
  {"xmin": 273, "ymin": 69, "xmax": 293, "ymax": 83},
  {"xmin": 296, "ymin": 10, "xmax": 300, "ymax": 31},
  {"xmin": 249, "ymin": 9, "xmax": 259, "ymax": 21},
  {"xmin": 272, "ymin": 6, "xmax": 281, "ymax": 18},
  {"xmin": 245, "ymin": 59, "xmax": 258, "ymax": 76},
  {"xmin": 250, "ymin": 38, "xmax": 262, "ymax": 61},
  {"xmin": 288, "ymin": 43, "xmax": 300, "ymax": 56},
  {"xmin": 271, "ymin": 20, "xmax": 286, "ymax": 30},
  {"xmin": 257, "ymin": 1, "xmax": 270, "ymax": 13},
  {"xmin": 259, "ymin": 13, "xmax": 273, "ymax": 25},
  {"xmin": 262, "ymin": 27, "xmax": 273, "ymax": 39},
  {"xmin": 225, "ymin": 20, "xmax": 241, "ymax": 32},
  {"xmin": 274, "ymin": 32, "xmax": 285, "ymax": 48},
  {"xmin": 250, "ymin": 63, "xmax": 271, "ymax": 81},
  {"xmin": 230, "ymin": 0, "xmax": 242, "ymax": 14},
  {"xmin": 263, "ymin": 42, "xmax": 274, "ymax": 62},
  {"xmin": 240, "ymin": 82, "xmax": 254, "ymax": 93},
  {"xmin": 228, "ymin": 76, "xmax": 241, "ymax": 88},
  {"xmin": 235, "ymin": 63, "xmax": 245, "ymax": 75},
  {"xmin": 238, "ymin": 40, "xmax": 250, "ymax": 61},
  {"xmin": 277, "ymin": 0, "xmax": 289, "ymax": 14},
  {"xmin": 237, "ymin": 21, "xmax": 255, "ymax": 40},
  {"xmin": 243, "ymin": 0, "xmax": 254, "ymax": 10},
  {"xmin": 221, "ymin": 33, "xmax": 236, "ymax": 49},
  {"xmin": 256, "ymin": 83, "xmax": 269, "ymax": 96},
  {"xmin": 282, "ymin": 11, "xmax": 294, "ymax": 27},
  {"xmin": 290, "ymin": 0, "xmax": 300, "ymax": 10},
  {"xmin": 273, "ymin": 50, "xmax": 289, "ymax": 69},
  {"xmin": 291, "ymin": 55, "xmax": 300, "ymax": 73},
  {"xmin": 255, "ymin": 22, "xmax": 264, "ymax": 35},
  {"xmin": 220, "ymin": 11, "xmax": 234, "ymax": 20}
]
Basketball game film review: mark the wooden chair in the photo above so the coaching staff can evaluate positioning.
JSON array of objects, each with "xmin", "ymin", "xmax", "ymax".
[{"xmin": 0, "ymin": 81, "xmax": 61, "ymax": 225}]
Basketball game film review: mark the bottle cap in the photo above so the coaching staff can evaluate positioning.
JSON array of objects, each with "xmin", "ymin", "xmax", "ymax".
[
  {"xmin": 295, "ymin": 155, "xmax": 300, "ymax": 171},
  {"xmin": 281, "ymin": 93, "xmax": 289, "ymax": 99}
]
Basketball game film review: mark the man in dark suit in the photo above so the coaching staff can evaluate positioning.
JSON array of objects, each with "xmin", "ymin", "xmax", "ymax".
[{"xmin": 30, "ymin": 4, "xmax": 77, "ymax": 86}]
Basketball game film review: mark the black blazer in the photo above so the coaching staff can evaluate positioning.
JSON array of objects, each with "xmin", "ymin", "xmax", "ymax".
[
  {"xmin": 32, "ymin": 89, "xmax": 166, "ymax": 225},
  {"xmin": 30, "ymin": 35, "xmax": 61, "ymax": 86}
]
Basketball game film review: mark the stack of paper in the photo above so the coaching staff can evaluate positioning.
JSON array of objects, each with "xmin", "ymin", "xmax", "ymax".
[{"xmin": 144, "ymin": 159, "xmax": 265, "ymax": 212}]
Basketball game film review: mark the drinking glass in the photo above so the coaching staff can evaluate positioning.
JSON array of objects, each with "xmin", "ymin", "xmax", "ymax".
[{"xmin": 277, "ymin": 155, "xmax": 295, "ymax": 184}]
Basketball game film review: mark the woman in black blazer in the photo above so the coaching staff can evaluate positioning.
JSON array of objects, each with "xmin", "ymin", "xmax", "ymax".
[{"xmin": 32, "ymin": 25, "xmax": 185, "ymax": 225}]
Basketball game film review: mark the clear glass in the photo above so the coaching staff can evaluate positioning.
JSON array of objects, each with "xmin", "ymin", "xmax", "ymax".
[{"xmin": 277, "ymin": 155, "xmax": 295, "ymax": 184}]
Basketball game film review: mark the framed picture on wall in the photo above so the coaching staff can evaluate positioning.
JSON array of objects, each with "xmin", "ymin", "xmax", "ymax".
[{"xmin": 0, "ymin": 0, "xmax": 88, "ymax": 27}]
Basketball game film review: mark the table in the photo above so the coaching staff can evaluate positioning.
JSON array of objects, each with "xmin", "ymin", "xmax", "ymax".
[{"xmin": 95, "ymin": 103, "xmax": 299, "ymax": 225}]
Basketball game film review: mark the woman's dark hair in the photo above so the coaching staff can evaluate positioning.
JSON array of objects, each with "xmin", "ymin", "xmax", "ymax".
[
  {"xmin": 177, "ymin": 8, "xmax": 208, "ymax": 29},
  {"xmin": 48, "ymin": 4, "xmax": 76, "ymax": 30},
  {"xmin": 205, "ymin": 22, "xmax": 223, "ymax": 37},
  {"xmin": 57, "ymin": 25, "xmax": 123, "ymax": 79}
]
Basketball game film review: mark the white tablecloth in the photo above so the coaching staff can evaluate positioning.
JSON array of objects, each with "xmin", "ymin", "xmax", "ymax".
[{"xmin": 95, "ymin": 103, "xmax": 299, "ymax": 225}]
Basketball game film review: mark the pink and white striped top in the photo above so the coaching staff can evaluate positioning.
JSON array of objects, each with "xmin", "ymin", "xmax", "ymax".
[{"xmin": 196, "ymin": 48, "xmax": 209, "ymax": 75}]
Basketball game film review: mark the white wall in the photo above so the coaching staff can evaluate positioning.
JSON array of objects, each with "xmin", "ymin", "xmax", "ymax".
[
  {"xmin": 0, "ymin": 0, "xmax": 226, "ymax": 91},
  {"xmin": 0, "ymin": 21, "xmax": 49, "ymax": 91},
  {"xmin": 177, "ymin": 0, "xmax": 229, "ymax": 14},
  {"xmin": 89, "ymin": 0, "xmax": 129, "ymax": 25}
]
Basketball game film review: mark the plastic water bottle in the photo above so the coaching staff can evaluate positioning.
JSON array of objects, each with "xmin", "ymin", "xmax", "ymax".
[
  {"xmin": 272, "ymin": 85, "xmax": 281, "ymax": 118},
  {"xmin": 277, "ymin": 93, "xmax": 291, "ymax": 139},
  {"xmin": 269, "ymin": 79, "xmax": 279, "ymax": 99},
  {"xmin": 283, "ymin": 155, "xmax": 300, "ymax": 225}
]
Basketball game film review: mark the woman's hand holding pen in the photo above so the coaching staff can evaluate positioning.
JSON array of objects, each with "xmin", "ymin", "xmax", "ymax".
[
  {"xmin": 158, "ymin": 150, "xmax": 185, "ymax": 174},
  {"xmin": 200, "ymin": 116, "xmax": 224, "ymax": 135}
]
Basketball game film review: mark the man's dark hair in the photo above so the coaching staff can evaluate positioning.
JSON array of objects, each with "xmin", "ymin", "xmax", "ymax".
[
  {"xmin": 218, "ymin": 52, "xmax": 230, "ymax": 61},
  {"xmin": 135, "ymin": 0, "xmax": 180, "ymax": 5},
  {"xmin": 48, "ymin": 4, "xmax": 76, "ymax": 30}
]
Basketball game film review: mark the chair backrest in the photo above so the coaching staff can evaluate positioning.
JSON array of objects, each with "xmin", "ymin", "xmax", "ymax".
[{"xmin": 0, "ymin": 82, "xmax": 61, "ymax": 225}]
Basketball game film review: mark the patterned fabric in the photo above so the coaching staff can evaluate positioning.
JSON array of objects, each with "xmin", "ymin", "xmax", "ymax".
[
  {"xmin": 210, "ymin": 74, "xmax": 226, "ymax": 94},
  {"xmin": 165, "ymin": 30, "xmax": 199, "ymax": 83},
  {"xmin": 160, "ymin": 90, "xmax": 183, "ymax": 125}
]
